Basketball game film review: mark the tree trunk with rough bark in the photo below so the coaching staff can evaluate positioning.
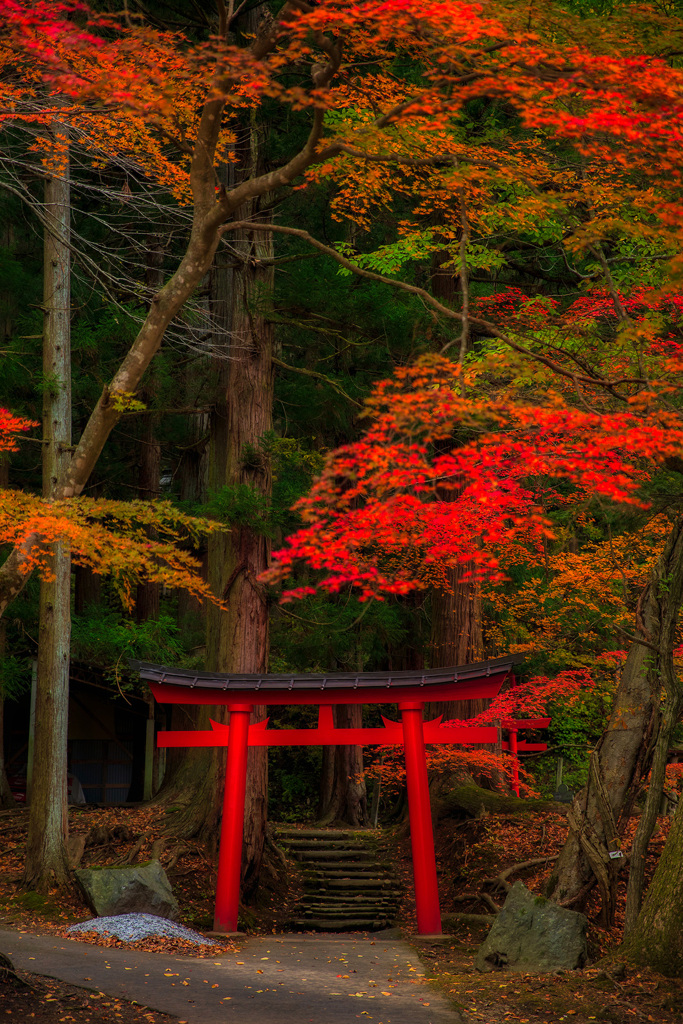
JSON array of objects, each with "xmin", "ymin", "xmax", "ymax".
[
  {"xmin": 618, "ymin": 784, "xmax": 683, "ymax": 976},
  {"xmin": 546, "ymin": 520, "xmax": 683, "ymax": 923},
  {"xmin": 161, "ymin": 97, "xmax": 273, "ymax": 892},
  {"xmin": 211, "ymin": 116, "xmax": 273, "ymax": 890},
  {"xmin": 621, "ymin": 519, "xmax": 683, "ymax": 935},
  {"xmin": 0, "ymin": 621, "xmax": 16, "ymax": 810},
  {"xmin": 428, "ymin": 561, "xmax": 484, "ymax": 719},
  {"xmin": 317, "ymin": 704, "xmax": 368, "ymax": 826},
  {"xmin": 427, "ymin": 560, "xmax": 491, "ymax": 789},
  {"xmin": 425, "ymin": 236, "xmax": 485, "ymax": 729},
  {"xmin": 23, "ymin": 141, "xmax": 72, "ymax": 891}
]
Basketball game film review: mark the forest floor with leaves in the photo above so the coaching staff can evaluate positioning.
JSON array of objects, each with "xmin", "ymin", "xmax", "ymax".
[
  {"xmin": 0, "ymin": 965, "xmax": 178, "ymax": 1024},
  {"xmin": 393, "ymin": 804, "xmax": 683, "ymax": 1023},
  {"xmin": 0, "ymin": 801, "xmax": 682, "ymax": 1023}
]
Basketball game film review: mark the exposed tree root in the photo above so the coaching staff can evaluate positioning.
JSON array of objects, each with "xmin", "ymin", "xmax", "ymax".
[{"xmin": 485, "ymin": 855, "xmax": 558, "ymax": 894}]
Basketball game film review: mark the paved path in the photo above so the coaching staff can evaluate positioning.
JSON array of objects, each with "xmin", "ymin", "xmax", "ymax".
[{"xmin": 0, "ymin": 928, "xmax": 461, "ymax": 1024}]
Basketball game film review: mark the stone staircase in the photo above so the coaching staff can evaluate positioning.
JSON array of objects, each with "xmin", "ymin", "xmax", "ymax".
[{"xmin": 275, "ymin": 826, "xmax": 401, "ymax": 932}]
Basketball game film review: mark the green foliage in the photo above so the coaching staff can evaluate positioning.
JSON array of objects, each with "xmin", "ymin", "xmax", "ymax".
[
  {"xmin": 0, "ymin": 654, "xmax": 30, "ymax": 701},
  {"xmin": 534, "ymin": 679, "xmax": 615, "ymax": 796},
  {"xmin": 335, "ymin": 232, "xmax": 439, "ymax": 277},
  {"xmin": 34, "ymin": 371, "xmax": 63, "ymax": 399},
  {"xmin": 203, "ymin": 434, "xmax": 325, "ymax": 539},
  {"xmin": 70, "ymin": 610, "xmax": 187, "ymax": 668},
  {"xmin": 267, "ymin": 705, "xmax": 322, "ymax": 821},
  {"xmin": 206, "ymin": 482, "xmax": 272, "ymax": 534},
  {"xmin": 270, "ymin": 592, "xmax": 419, "ymax": 677}
]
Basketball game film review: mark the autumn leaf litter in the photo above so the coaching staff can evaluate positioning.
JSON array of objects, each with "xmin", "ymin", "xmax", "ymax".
[{"xmin": 65, "ymin": 912, "xmax": 237, "ymax": 956}]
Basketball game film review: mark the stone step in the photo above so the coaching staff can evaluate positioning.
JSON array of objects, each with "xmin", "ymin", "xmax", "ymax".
[
  {"xmin": 303, "ymin": 905, "xmax": 392, "ymax": 914},
  {"xmin": 303, "ymin": 884, "xmax": 399, "ymax": 897},
  {"xmin": 303, "ymin": 895, "xmax": 398, "ymax": 906},
  {"xmin": 279, "ymin": 837, "xmax": 377, "ymax": 849},
  {"xmin": 301, "ymin": 864, "xmax": 393, "ymax": 872},
  {"xmin": 303, "ymin": 881, "xmax": 399, "ymax": 892},
  {"xmin": 289, "ymin": 918, "xmax": 391, "ymax": 931},
  {"xmin": 305, "ymin": 872, "xmax": 401, "ymax": 880},
  {"xmin": 289, "ymin": 849, "xmax": 377, "ymax": 860},
  {"xmin": 303, "ymin": 908, "xmax": 395, "ymax": 918},
  {"xmin": 277, "ymin": 824, "xmax": 398, "ymax": 932},
  {"xmin": 275, "ymin": 827, "xmax": 374, "ymax": 839}
]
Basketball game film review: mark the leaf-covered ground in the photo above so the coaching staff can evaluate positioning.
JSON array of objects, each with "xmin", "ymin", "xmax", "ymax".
[
  {"xmin": 0, "ymin": 801, "xmax": 680, "ymax": 1024},
  {"xmin": 0, "ymin": 968, "xmax": 179, "ymax": 1024},
  {"xmin": 390, "ymin": 803, "xmax": 671, "ymax": 951},
  {"xmin": 390, "ymin": 804, "xmax": 681, "ymax": 1023},
  {"xmin": 414, "ymin": 948, "xmax": 683, "ymax": 1024},
  {"xmin": 0, "ymin": 804, "xmax": 299, "ymax": 946}
]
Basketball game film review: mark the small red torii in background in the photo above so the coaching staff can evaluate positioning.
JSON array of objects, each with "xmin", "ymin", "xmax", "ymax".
[{"xmin": 133, "ymin": 657, "xmax": 548, "ymax": 936}]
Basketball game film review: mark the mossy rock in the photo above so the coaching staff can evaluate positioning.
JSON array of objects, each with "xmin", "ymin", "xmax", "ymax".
[
  {"xmin": 475, "ymin": 881, "xmax": 587, "ymax": 973},
  {"xmin": 435, "ymin": 785, "xmax": 565, "ymax": 822},
  {"xmin": 75, "ymin": 858, "xmax": 178, "ymax": 920}
]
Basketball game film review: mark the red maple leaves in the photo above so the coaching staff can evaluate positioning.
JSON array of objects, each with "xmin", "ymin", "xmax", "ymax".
[{"xmin": 265, "ymin": 346, "xmax": 683, "ymax": 601}]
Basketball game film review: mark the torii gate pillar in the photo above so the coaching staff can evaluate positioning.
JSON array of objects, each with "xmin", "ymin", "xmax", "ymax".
[
  {"xmin": 214, "ymin": 703, "xmax": 252, "ymax": 933},
  {"xmin": 400, "ymin": 701, "xmax": 442, "ymax": 935}
]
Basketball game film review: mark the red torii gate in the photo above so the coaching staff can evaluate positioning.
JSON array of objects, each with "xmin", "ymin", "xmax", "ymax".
[{"xmin": 133, "ymin": 655, "xmax": 528, "ymax": 936}]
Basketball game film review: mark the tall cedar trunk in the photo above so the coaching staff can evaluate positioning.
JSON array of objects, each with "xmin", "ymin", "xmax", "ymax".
[
  {"xmin": 317, "ymin": 705, "xmax": 368, "ymax": 826},
  {"xmin": 426, "ymin": 256, "xmax": 485, "ymax": 732},
  {"xmin": 0, "ymin": 461, "xmax": 14, "ymax": 808},
  {"xmin": 161, "ymin": 102, "xmax": 273, "ymax": 893},
  {"xmin": 545, "ymin": 521, "xmax": 683, "ymax": 920},
  {"xmin": 425, "ymin": 248, "xmax": 488, "ymax": 789},
  {"xmin": 427, "ymin": 563, "xmax": 492, "ymax": 791},
  {"xmin": 135, "ymin": 410, "xmax": 161, "ymax": 623},
  {"xmin": 0, "ymin": 619, "xmax": 16, "ymax": 809},
  {"xmin": 154, "ymin": 226, "xmax": 232, "ymax": 830},
  {"xmin": 316, "ymin": 218, "xmax": 369, "ymax": 828},
  {"xmin": 135, "ymin": 240, "xmax": 164, "ymax": 624},
  {"xmin": 0, "ymin": 228, "xmax": 16, "ymax": 808},
  {"xmin": 618, "ymin": 781, "xmax": 683, "ymax": 975},
  {"xmin": 23, "ymin": 140, "xmax": 72, "ymax": 890},
  {"xmin": 216, "ymin": 136, "xmax": 272, "ymax": 890}
]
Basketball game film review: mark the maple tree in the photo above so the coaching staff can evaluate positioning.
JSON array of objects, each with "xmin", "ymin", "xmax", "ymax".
[
  {"xmin": 0, "ymin": 0, "xmax": 680, "ymax": 606},
  {"xmin": 367, "ymin": 667, "xmax": 590, "ymax": 796},
  {"xmin": 265, "ymin": 281, "xmax": 683, "ymax": 936}
]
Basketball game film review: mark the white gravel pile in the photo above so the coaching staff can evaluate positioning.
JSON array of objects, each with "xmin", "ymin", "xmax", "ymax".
[{"xmin": 68, "ymin": 913, "xmax": 212, "ymax": 945}]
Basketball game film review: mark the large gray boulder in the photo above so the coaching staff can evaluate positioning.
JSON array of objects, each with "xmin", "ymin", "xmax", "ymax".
[
  {"xmin": 474, "ymin": 881, "xmax": 587, "ymax": 973},
  {"xmin": 75, "ymin": 859, "xmax": 178, "ymax": 921}
]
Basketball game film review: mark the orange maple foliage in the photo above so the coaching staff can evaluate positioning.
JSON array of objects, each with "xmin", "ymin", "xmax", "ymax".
[
  {"xmin": 0, "ymin": 409, "xmax": 221, "ymax": 608},
  {"xmin": 265, "ymin": 348, "xmax": 683, "ymax": 602},
  {"xmin": 1, "ymin": 1, "xmax": 682, "ymax": 235}
]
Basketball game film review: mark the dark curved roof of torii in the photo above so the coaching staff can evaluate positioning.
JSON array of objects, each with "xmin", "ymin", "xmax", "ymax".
[{"xmin": 131, "ymin": 654, "xmax": 523, "ymax": 695}]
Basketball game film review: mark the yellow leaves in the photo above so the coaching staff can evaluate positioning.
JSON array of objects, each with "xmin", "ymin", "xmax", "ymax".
[
  {"xmin": 110, "ymin": 391, "xmax": 147, "ymax": 413},
  {"xmin": 0, "ymin": 490, "xmax": 227, "ymax": 610}
]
